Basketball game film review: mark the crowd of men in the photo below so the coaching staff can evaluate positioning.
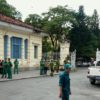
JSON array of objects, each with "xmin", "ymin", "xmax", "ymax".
[
  {"xmin": 40, "ymin": 59, "xmax": 62, "ymax": 76},
  {"xmin": 0, "ymin": 58, "xmax": 19, "ymax": 79},
  {"xmin": 0, "ymin": 57, "xmax": 70, "ymax": 80}
]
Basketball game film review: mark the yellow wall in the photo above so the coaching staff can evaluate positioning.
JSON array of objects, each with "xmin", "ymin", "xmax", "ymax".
[{"xmin": 0, "ymin": 29, "xmax": 42, "ymax": 69}]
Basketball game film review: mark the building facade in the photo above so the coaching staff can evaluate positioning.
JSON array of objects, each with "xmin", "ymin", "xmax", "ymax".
[{"xmin": 0, "ymin": 14, "xmax": 43, "ymax": 70}]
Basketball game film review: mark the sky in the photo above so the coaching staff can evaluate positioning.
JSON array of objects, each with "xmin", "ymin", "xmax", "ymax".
[{"xmin": 7, "ymin": 0, "xmax": 100, "ymax": 20}]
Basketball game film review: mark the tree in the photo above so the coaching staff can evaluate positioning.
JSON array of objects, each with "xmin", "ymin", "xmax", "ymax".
[
  {"xmin": 69, "ymin": 6, "xmax": 98, "ymax": 59},
  {"xmin": 70, "ymin": 6, "xmax": 86, "ymax": 52},
  {"xmin": 24, "ymin": 14, "xmax": 42, "ymax": 28},
  {"xmin": 42, "ymin": 5, "xmax": 74, "ymax": 52},
  {"xmin": 90, "ymin": 10, "xmax": 100, "ymax": 48},
  {"xmin": 0, "ymin": 0, "xmax": 22, "ymax": 20},
  {"xmin": 91, "ymin": 9, "xmax": 99, "ymax": 33},
  {"xmin": 42, "ymin": 36, "xmax": 52, "ymax": 53}
]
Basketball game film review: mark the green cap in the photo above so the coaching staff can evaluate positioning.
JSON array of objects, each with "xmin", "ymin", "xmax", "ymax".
[{"xmin": 65, "ymin": 64, "xmax": 71, "ymax": 69}]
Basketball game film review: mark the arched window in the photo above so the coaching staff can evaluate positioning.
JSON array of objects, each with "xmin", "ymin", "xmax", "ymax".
[
  {"xmin": 24, "ymin": 39, "xmax": 28, "ymax": 59},
  {"xmin": 4, "ymin": 35, "xmax": 8, "ymax": 58}
]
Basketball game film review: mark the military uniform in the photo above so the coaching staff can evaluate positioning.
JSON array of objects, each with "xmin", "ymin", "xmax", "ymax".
[
  {"xmin": 56, "ymin": 60, "xmax": 60, "ymax": 72},
  {"xmin": 44, "ymin": 61, "xmax": 48, "ymax": 75},
  {"xmin": 2, "ymin": 61, "xmax": 7, "ymax": 78},
  {"xmin": 50, "ymin": 61, "xmax": 54, "ymax": 76},
  {"xmin": 59, "ymin": 63, "xmax": 71, "ymax": 100},
  {"xmin": 53, "ymin": 61, "xmax": 57, "ymax": 71},
  {"xmin": 40, "ymin": 60, "xmax": 44, "ymax": 75},
  {"xmin": 7, "ymin": 61, "xmax": 12, "ymax": 79},
  {"xmin": 14, "ymin": 59, "xmax": 19, "ymax": 74}
]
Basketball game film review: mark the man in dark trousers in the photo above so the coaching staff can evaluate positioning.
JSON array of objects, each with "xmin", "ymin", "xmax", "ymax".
[
  {"xmin": 59, "ymin": 62, "xmax": 71, "ymax": 100},
  {"xmin": 7, "ymin": 58, "xmax": 12, "ymax": 79},
  {"xmin": 50, "ymin": 60, "xmax": 54, "ymax": 76},
  {"xmin": 40, "ymin": 59, "xmax": 44, "ymax": 75},
  {"xmin": 1, "ymin": 59, "xmax": 7, "ymax": 78},
  {"xmin": 14, "ymin": 59, "xmax": 19, "ymax": 74},
  {"xmin": 0, "ymin": 60, "xmax": 2, "ymax": 74},
  {"xmin": 44, "ymin": 60, "xmax": 48, "ymax": 75}
]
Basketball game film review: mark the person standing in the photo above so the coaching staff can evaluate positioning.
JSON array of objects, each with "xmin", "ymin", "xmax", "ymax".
[
  {"xmin": 7, "ymin": 58, "xmax": 12, "ymax": 79},
  {"xmin": 40, "ymin": 59, "xmax": 44, "ymax": 75},
  {"xmin": 0, "ymin": 60, "xmax": 2, "ymax": 74},
  {"xmin": 14, "ymin": 59, "xmax": 19, "ymax": 74},
  {"xmin": 64, "ymin": 60, "xmax": 67, "ymax": 70},
  {"xmin": 44, "ymin": 60, "xmax": 48, "ymax": 75},
  {"xmin": 56, "ymin": 60, "xmax": 60, "ymax": 72},
  {"xmin": 1, "ymin": 59, "xmax": 7, "ymax": 78},
  {"xmin": 50, "ymin": 60, "xmax": 54, "ymax": 76},
  {"xmin": 59, "ymin": 62, "xmax": 71, "ymax": 100}
]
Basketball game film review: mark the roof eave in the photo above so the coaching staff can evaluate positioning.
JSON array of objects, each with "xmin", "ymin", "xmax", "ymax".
[{"xmin": 0, "ymin": 21, "xmax": 33, "ymax": 33}]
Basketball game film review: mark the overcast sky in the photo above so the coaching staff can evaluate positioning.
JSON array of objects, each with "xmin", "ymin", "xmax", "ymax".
[{"xmin": 7, "ymin": 0, "xmax": 100, "ymax": 20}]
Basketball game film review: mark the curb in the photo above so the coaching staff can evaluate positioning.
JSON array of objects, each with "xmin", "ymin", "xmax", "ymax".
[
  {"xmin": 0, "ymin": 69, "xmax": 77, "ymax": 82},
  {"xmin": 0, "ymin": 73, "xmax": 58, "ymax": 82}
]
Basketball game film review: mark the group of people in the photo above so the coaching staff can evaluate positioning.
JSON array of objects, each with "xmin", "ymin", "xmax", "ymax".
[
  {"xmin": 0, "ymin": 58, "xmax": 19, "ymax": 79},
  {"xmin": 40, "ymin": 59, "xmax": 60, "ymax": 76},
  {"xmin": 0, "ymin": 57, "xmax": 71, "ymax": 100}
]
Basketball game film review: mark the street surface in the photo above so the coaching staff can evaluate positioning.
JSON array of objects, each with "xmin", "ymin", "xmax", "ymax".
[{"xmin": 0, "ymin": 68, "xmax": 100, "ymax": 100}]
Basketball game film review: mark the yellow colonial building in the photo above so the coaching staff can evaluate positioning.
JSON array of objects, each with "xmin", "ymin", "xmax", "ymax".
[
  {"xmin": 0, "ymin": 14, "xmax": 44, "ymax": 70},
  {"xmin": 0, "ymin": 14, "xmax": 70, "ymax": 70}
]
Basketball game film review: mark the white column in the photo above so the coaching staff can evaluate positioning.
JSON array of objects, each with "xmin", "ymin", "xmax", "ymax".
[
  {"xmin": 21, "ymin": 38, "xmax": 24, "ymax": 65},
  {"xmin": 0, "ymin": 34, "xmax": 4, "ymax": 59},
  {"xmin": 7, "ymin": 36, "xmax": 11, "ymax": 58},
  {"xmin": 60, "ymin": 42, "xmax": 70, "ymax": 65},
  {"xmin": 71, "ymin": 50, "xmax": 76, "ymax": 69},
  {"xmin": 28, "ymin": 36, "xmax": 30, "ymax": 65}
]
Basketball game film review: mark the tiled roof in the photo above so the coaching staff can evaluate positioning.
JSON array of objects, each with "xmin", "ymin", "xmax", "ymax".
[{"xmin": 0, "ymin": 14, "xmax": 33, "ymax": 29}]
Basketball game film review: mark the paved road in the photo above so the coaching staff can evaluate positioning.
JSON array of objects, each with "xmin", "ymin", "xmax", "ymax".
[{"xmin": 0, "ymin": 68, "xmax": 100, "ymax": 100}]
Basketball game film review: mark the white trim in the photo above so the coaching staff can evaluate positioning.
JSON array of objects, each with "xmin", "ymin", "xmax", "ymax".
[
  {"xmin": 0, "ymin": 21, "xmax": 47, "ymax": 37},
  {"xmin": 0, "ymin": 21, "xmax": 33, "ymax": 33},
  {"xmin": 32, "ymin": 42, "xmax": 40, "ymax": 46},
  {"xmin": 40, "ymin": 32, "xmax": 48, "ymax": 37}
]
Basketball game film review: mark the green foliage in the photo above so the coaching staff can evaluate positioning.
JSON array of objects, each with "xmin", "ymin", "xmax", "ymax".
[
  {"xmin": 0, "ymin": 0, "xmax": 22, "ymax": 20},
  {"xmin": 42, "ymin": 5, "xmax": 74, "ymax": 51},
  {"xmin": 42, "ymin": 36, "xmax": 53, "ymax": 52},
  {"xmin": 24, "ymin": 14, "xmax": 42, "ymax": 28},
  {"xmin": 69, "ymin": 5, "xmax": 100, "ymax": 59},
  {"xmin": 24, "ymin": 5, "xmax": 75, "ymax": 52},
  {"xmin": 24, "ymin": 5, "xmax": 100, "ymax": 59}
]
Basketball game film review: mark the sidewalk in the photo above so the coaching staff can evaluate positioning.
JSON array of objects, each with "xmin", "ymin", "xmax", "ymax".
[{"xmin": 0, "ymin": 70, "xmax": 58, "ymax": 82}]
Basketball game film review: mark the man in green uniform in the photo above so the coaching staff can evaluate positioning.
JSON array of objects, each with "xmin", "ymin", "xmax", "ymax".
[
  {"xmin": 7, "ymin": 58, "xmax": 12, "ymax": 79},
  {"xmin": 14, "ymin": 59, "xmax": 19, "ymax": 74},
  {"xmin": 1, "ymin": 59, "xmax": 7, "ymax": 78},
  {"xmin": 56, "ymin": 60, "xmax": 60, "ymax": 72},
  {"xmin": 59, "ymin": 62, "xmax": 71, "ymax": 100},
  {"xmin": 40, "ymin": 59, "xmax": 44, "ymax": 75},
  {"xmin": 50, "ymin": 60, "xmax": 54, "ymax": 76}
]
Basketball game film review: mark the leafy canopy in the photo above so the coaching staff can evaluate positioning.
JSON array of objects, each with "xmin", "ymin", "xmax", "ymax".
[{"xmin": 0, "ymin": 0, "xmax": 22, "ymax": 20}]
